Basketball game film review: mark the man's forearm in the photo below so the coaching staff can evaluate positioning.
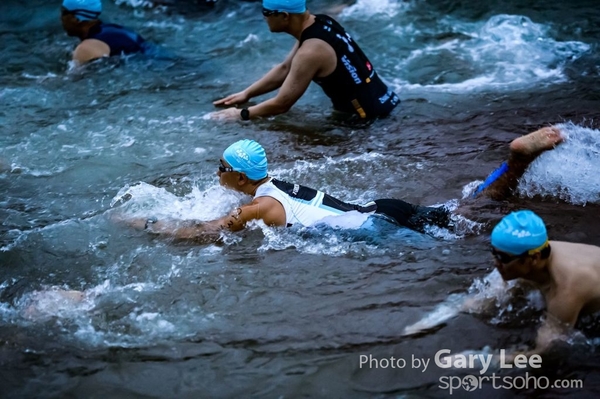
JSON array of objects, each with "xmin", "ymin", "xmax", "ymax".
[
  {"xmin": 247, "ymin": 97, "xmax": 293, "ymax": 119},
  {"xmin": 146, "ymin": 219, "xmax": 222, "ymax": 241},
  {"xmin": 245, "ymin": 63, "xmax": 291, "ymax": 98}
]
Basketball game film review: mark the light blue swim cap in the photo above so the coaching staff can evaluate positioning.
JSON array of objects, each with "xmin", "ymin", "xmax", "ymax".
[
  {"xmin": 222, "ymin": 139, "xmax": 268, "ymax": 181},
  {"xmin": 491, "ymin": 210, "xmax": 548, "ymax": 255},
  {"xmin": 263, "ymin": 0, "xmax": 306, "ymax": 13},
  {"xmin": 62, "ymin": 0, "xmax": 102, "ymax": 20}
]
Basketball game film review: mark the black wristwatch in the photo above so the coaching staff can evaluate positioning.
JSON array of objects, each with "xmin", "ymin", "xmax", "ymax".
[{"xmin": 240, "ymin": 108, "xmax": 250, "ymax": 121}]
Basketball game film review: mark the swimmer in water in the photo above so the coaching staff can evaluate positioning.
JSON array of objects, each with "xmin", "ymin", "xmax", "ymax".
[
  {"xmin": 60, "ymin": 0, "xmax": 153, "ymax": 65},
  {"xmin": 404, "ymin": 209, "xmax": 600, "ymax": 360},
  {"xmin": 127, "ymin": 138, "xmax": 452, "ymax": 240},
  {"xmin": 488, "ymin": 210, "xmax": 600, "ymax": 354},
  {"xmin": 124, "ymin": 126, "xmax": 564, "ymax": 241},
  {"xmin": 210, "ymin": 0, "xmax": 399, "ymax": 122}
]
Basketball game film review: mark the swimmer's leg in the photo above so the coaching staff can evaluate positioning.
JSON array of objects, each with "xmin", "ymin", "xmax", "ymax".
[
  {"xmin": 374, "ymin": 199, "xmax": 452, "ymax": 232},
  {"xmin": 482, "ymin": 126, "xmax": 565, "ymax": 200}
]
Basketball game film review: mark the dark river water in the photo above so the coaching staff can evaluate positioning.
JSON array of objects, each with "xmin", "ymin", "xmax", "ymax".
[{"xmin": 1, "ymin": 0, "xmax": 600, "ymax": 397}]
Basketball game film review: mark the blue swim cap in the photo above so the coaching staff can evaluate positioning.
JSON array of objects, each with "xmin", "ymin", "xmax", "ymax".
[
  {"xmin": 222, "ymin": 139, "xmax": 268, "ymax": 181},
  {"xmin": 263, "ymin": 0, "xmax": 306, "ymax": 13},
  {"xmin": 491, "ymin": 210, "xmax": 548, "ymax": 255},
  {"xmin": 62, "ymin": 0, "xmax": 102, "ymax": 20}
]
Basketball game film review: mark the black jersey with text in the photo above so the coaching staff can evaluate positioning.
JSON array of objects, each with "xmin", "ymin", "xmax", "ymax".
[{"xmin": 299, "ymin": 14, "xmax": 400, "ymax": 119}]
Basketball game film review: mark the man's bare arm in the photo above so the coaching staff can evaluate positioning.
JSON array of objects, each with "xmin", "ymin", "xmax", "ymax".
[
  {"xmin": 213, "ymin": 43, "xmax": 300, "ymax": 106},
  {"xmin": 243, "ymin": 40, "xmax": 331, "ymax": 117},
  {"xmin": 121, "ymin": 202, "xmax": 262, "ymax": 244},
  {"xmin": 504, "ymin": 293, "xmax": 582, "ymax": 361}
]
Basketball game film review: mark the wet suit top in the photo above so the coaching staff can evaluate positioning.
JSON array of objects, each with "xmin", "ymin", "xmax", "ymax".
[
  {"xmin": 255, "ymin": 179, "xmax": 451, "ymax": 232},
  {"xmin": 299, "ymin": 14, "xmax": 400, "ymax": 119},
  {"xmin": 86, "ymin": 23, "xmax": 148, "ymax": 56}
]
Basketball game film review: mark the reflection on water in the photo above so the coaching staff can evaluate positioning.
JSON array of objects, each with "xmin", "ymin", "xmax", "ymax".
[{"xmin": 1, "ymin": 0, "xmax": 600, "ymax": 397}]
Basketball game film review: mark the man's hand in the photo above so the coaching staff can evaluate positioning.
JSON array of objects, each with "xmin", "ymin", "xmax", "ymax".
[
  {"xmin": 209, "ymin": 107, "xmax": 242, "ymax": 121},
  {"xmin": 213, "ymin": 91, "xmax": 250, "ymax": 107}
]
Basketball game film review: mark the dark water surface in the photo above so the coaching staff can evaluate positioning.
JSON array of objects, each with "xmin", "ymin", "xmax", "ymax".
[{"xmin": 1, "ymin": 0, "xmax": 600, "ymax": 397}]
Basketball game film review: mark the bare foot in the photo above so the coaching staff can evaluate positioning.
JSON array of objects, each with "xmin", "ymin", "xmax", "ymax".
[{"xmin": 509, "ymin": 127, "xmax": 565, "ymax": 156}]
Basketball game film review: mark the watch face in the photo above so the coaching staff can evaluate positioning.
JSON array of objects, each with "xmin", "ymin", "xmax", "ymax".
[{"xmin": 241, "ymin": 108, "xmax": 250, "ymax": 120}]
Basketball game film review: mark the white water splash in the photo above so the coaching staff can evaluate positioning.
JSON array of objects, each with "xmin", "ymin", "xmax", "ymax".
[
  {"xmin": 402, "ymin": 269, "xmax": 531, "ymax": 336},
  {"xmin": 340, "ymin": 0, "xmax": 410, "ymax": 19},
  {"xmin": 114, "ymin": 0, "xmax": 154, "ymax": 8},
  {"xmin": 459, "ymin": 123, "xmax": 600, "ymax": 206},
  {"xmin": 111, "ymin": 181, "xmax": 246, "ymax": 221},
  {"xmin": 258, "ymin": 222, "xmax": 387, "ymax": 258},
  {"xmin": 519, "ymin": 123, "xmax": 600, "ymax": 205},
  {"xmin": 393, "ymin": 14, "xmax": 590, "ymax": 92}
]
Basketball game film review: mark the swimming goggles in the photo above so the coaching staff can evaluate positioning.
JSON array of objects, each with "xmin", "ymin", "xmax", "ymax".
[
  {"xmin": 262, "ymin": 8, "xmax": 281, "ymax": 17},
  {"xmin": 218, "ymin": 160, "xmax": 235, "ymax": 173}
]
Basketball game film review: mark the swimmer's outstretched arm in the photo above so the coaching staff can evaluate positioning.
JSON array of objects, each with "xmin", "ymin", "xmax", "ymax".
[
  {"xmin": 526, "ymin": 293, "xmax": 582, "ymax": 354},
  {"xmin": 211, "ymin": 41, "xmax": 323, "ymax": 120},
  {"xmin": 401, "ymin": 294, "xmax": 493, "ymax": 336},
  {"xmin": 129, "ymin": 207, "xmax": 251, "ymax": 242},
  {"xmin": 142, "ymin": 218, "xmax": 225, "ymax": 242},
  {"xmin": 213, "ymin": 43, "xmax": 299, "ymax": 107},
  {"xmin": 121, "ymin": 201, "xmax": 277, "ymax": 243}
]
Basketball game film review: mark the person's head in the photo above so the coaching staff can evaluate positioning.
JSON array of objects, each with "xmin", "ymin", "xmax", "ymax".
[
  {"xmin": 491, "ymin": 210, "xmax": 551, "ymax": 281},
  {"xmin": 218, "ymin": 139, "xmax": 268, "ymax": 193},
  {"xmin": 262, "ymin": 0, "xmax": 307, "ymax": 33},
  {"xmin": 61, "ymin": 0, "xmax": 102, "ymax": 38}
]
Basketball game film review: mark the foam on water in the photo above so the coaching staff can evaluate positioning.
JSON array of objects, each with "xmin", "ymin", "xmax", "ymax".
[
  {"xmin": 111, "ymin": 181, "xmax": 246, "ymax": 221},
  {"xmin": 258, "ymin": 222, "xmax": 387, "ymax": 258},
  {"xmin": 392, "ymin": 14, "xmax": 590, "ymax": 92},
  {"xmin": 115, "ymin": 0, "xmax": 154, "ymax": 9},
  {"xmin": 402, "ymin": 269, "xmax": 541, "ymax": 336},
  {"xmin": 258, "ymin": 215, "xmax": 439, "ymax": 258},
  {"xmin": 0, "ymin": 276, "xmax": 211, "ymax": 347},
  {"xmin": 519, "ymin": 123, "xmax": 600, "ymax": 205},
  {"xmin": 458, "ymin": 123, "xmax": 600, "ymax": 205},
  {"xmin": 340, "ymin": 0, "xmax": 409, "ymax": 19}
]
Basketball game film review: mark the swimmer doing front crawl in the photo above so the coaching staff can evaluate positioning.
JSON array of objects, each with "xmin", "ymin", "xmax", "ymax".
[{"xmin": 122, "ymin": 126, "xmax": 564, "ymax": 240}]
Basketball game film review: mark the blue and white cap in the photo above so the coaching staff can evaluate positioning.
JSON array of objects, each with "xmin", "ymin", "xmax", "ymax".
[
  {"xmin": 262, "ymin": 0, "xmax": 306, "ymax": 13},
  {"xmin": 222, "ymin": 139, "xmax": 268, "ymax": 181},
  {"xmin": 491, "ymin": 210, "xmax": 548, "ymax": 255},
  {"xmin": 62, "ymin": 0, "xmax": 102, "ymax": 21}
]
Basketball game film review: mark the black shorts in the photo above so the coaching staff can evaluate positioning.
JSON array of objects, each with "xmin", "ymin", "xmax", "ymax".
[{"xmin": 374, "ymin": 199, "xmax": 451, "ymax": 232}]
